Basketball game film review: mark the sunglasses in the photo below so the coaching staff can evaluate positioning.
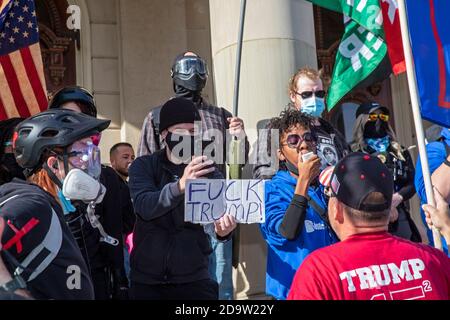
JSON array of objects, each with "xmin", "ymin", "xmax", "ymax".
[
  {"xmin": 368, "ymin": 113, "xmax": 389, "ymax": 122},
  {"xmin": 282, "ymin": 132, "xmax": 316, "ymax": 149},
  {"xmin": 295, "ymin": 90, "xmax": 326, "ymax": 99}
]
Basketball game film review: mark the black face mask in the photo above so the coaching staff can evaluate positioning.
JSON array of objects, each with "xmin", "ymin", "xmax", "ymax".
[
  {"xmin": 364, "ymin": 120, "xmax": 388, "ymax": 139},
  {"xmin": 0, "ymin": 153, "xmax": 25, "ymax": 182},
  {"xmin": 165, "ymin": 132, "xmax": 196, "ymax": 163},
  {"xmin": 284, "ymin": 159, "xmax": 299, "ymax": 176},
  {"xmin": 174, "ymin": 84, "xmax": 202, "ymax": 105},
  {"xmin": 174, "ymin": 73, "xmax": 206, "ymax": 92}
]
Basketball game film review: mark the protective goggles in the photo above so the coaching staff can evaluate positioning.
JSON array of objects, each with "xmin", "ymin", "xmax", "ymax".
[
  {"xmin": 172, "ymin": 57, "xmax": 208, "ymax": 76},
  {"xmin": 294, "ymin": 90, "xmax": 326, "ymax": 99},
  {"xmin": 282, "ymin": 132, "xmax": 316, "ymax": 149},
  {"xmin": 65, "ymin": 139, "xmax": 101, "ymax": 179},
  {"xmin": 368, "ymin": 113, "xmax": 389, "ymax": 122}
]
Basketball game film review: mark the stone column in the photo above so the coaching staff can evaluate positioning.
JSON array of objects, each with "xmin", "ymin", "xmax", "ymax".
[{"xmin": 209, "ymin": 0, "xmax": 318, "ymax": 299}]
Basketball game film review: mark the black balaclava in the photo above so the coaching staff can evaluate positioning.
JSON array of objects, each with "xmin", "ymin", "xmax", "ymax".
[{"xmin": 172, "ymin": 52, "xmax": 207, "ymax": 105}]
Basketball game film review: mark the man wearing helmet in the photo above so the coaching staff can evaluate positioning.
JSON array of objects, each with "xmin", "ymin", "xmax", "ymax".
[
  {"xmin": 137, "ymin": 51, "xmax": 249, "ymax": 300},
  {"xmin": 48, "ymin": 86, "xmax": 134, "ymax": 300},
  {"xmin": 0, "ymin": 109, "xmax": 110, "ymax": 299}
]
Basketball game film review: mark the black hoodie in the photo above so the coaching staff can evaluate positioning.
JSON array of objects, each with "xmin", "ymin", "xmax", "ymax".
[{"xmin": 0, "ymin": 179, "xmax": 94, "ymax": 299}]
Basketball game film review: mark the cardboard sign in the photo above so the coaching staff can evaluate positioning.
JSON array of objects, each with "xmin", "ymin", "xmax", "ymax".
[{"xmin": 185, "ymin": 179, "xmax": 265, "ymax": 224}]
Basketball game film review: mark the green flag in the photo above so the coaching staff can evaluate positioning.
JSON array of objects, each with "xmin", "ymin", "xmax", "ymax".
[
  {"xmin": 306, "ymin": 0, "xmax": 387, "ymax": 110},
  {"xmin": 307, "ymin": 0, "xmax": 384, "ymax": 35}
]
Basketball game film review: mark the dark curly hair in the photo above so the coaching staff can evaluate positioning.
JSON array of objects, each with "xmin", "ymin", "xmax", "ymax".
[{"xmin": 267, "ymin": 109, "xmax": 313, "ymax": 157}]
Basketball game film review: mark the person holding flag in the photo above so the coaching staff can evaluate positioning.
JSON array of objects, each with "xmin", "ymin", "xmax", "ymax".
[
  {"xmin": 415, "ymin": 127, "xmax": 450, "ymax": 253},
  {"xmin": 400, "ymin": 0, "xmax": 450, "ymax": 252}
]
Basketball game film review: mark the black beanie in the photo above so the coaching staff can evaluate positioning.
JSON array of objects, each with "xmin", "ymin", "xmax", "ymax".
[{"xmin": 159, "ymin": 97, "xmax": 201, "ymax": 133}]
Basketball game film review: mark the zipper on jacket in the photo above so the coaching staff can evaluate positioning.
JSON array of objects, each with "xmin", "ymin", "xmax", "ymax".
[{"xmin": 163, "ymin": 236, "xmax": 174, "ymax": 283}]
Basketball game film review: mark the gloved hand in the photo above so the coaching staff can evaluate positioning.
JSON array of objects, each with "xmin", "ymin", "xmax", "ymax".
[{"xmin": 112, "ymin": 268, "xmax": 129, "ymax": 300}]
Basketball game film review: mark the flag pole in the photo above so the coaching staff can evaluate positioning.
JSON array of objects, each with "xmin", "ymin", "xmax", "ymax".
[
  {"xmin": 397, "ymin": 0, "xmax": 442, "ymax": 250},
  {"xmin": 232, "ymin": 0, "xmax": 247, "ymax": 117},
  {"xmin": 229, "ymin": 0, "xmax": 247, "ymax": 180}
]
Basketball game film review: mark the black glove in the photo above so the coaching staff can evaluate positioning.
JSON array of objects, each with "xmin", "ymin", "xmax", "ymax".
[{"xmin": 112, "ymin": 268, "xmax": 129, "ymax": 300}]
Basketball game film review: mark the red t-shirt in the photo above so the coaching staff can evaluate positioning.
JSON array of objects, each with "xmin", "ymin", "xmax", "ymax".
[{"xmin": 288, "ymin": 232, "xmax": 450, "ymax": 300}]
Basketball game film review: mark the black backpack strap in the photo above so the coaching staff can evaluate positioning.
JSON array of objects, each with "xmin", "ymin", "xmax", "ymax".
[
  {"xmin": 307, "ymin": 197, "xmax": 328, "ymax": 224},
  {"xmin": 307, "ymin": 196, "xmax": 339, "ymax": 240},
  {"xmin": 151, "ymin": 106, "xmax": 162, "ymax": 150}
]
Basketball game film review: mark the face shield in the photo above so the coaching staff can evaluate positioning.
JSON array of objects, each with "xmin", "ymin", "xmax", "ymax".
[{"xmin": 66, "ymin": 139, "xmax": 102, "ymax": 179}]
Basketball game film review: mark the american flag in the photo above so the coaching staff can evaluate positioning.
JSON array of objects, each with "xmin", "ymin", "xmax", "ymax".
[{"xmin": 0, "ymin": 0, "xmax": 47, "ymax": 120}]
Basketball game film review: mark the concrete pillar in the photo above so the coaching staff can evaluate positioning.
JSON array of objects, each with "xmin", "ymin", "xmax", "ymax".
[
  {"xmin": 209, "ymin": 0, "xmax": 318, "ymax": 299},
  {"xmin": 117, "ymin": 0, "xmax": 188, "ymax": 151}
]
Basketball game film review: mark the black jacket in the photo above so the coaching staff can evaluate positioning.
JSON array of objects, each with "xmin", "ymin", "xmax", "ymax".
[
  {"xmin": 0, "ymin": 179, "xmax": 94, "ymax": 300},
  {"xmin": 128, "ymin": 149, "xmax": 223, "ymax": 285}
]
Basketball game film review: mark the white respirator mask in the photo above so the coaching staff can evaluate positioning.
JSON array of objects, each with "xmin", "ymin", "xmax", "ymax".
[{"xmin": 62, "ymin": 168, "xmax": 106, "ymax": 204}]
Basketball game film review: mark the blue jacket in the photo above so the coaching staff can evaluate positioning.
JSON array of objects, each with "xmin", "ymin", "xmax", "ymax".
[
  {"xmin": 260, "ymin": 170, "xmax": 337, "ymax": 300},
  {"xmin": 415, "ymin": 141, "xmax": 448, "ymax": 254}
]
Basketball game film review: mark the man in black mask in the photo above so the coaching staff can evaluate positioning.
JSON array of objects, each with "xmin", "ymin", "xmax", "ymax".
[
  {"xmin": 137, "ymin": 51, "xmax": 248, "ymax": 172},
  {"xmin": 0, "ymin": 118, "xmax": 25, "ymax": 185},
  {"xmin": 129, "ymin": 97, "xmax": 236, "ymax": 300},
  {"xmin": 137, "ymin": 51, "xmax": 249, "ymax": 300}
]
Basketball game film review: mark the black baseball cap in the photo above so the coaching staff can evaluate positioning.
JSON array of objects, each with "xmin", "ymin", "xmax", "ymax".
[
  {"xmin": 355, "ymin": 102, "xmax": 389, "ymax": 119},
  {"xmin": 159, "ymin": 97, "xmax": 201, "ymax": 133},
  {"xmin": 329, "ymin": 152, "xmax": 393, "ymax": 212}
]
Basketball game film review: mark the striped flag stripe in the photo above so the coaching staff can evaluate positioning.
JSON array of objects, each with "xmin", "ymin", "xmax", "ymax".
[
  {"xmin": 20, "ymin": 46, "xmax": 47, "ymax": 111},
  {"xmin": 0, "ymin": 0, "xmax": 11, "ymax": 14},
  {"xmin": 0, "ymin": 94, "xmax": 8, "ymax": 120},
  {"xmin": 0, "ymin": 54, "xmax": 30, "ymax": 117},
  {"xmin": 0, "ymin": 62, "xmax": 19, "ymax": 118},
  {"xmin": 10, "ymin": 49, "xmax": 41, "ymax": 115},
  {"xmin": 29, "ymin": 43, "xmax": 46, "ymax": 95}
]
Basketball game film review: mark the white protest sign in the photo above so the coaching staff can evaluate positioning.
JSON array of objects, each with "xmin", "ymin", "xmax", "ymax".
[{"xmin": 185, "ymin": 179, "xmax": 265, "ymax": 224}]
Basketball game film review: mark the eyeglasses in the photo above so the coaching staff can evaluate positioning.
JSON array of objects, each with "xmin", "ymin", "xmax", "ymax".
[
  {"xmin": 282, "ymin": 132, "xmax": 316, "ymax": 149},
  {"xmin": 294, "ymin": 90, "xmax": 326, "ymax": 99},
  {"xmin": 368, "ymin": 113, "xmax": 389, "ymax": 122}
]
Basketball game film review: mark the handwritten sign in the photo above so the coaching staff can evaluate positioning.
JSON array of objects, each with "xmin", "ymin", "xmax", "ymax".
[{"xmin": 185, "ymin": 179, "xmax": 265, "ymax": 224}]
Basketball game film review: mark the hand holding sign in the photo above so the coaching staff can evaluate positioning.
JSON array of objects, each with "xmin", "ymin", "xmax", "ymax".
[
  {"xmin": 178, "ymin": 156, "xmax": 215, "ymax": 193},
  {"xmin": 214, "ymin": 214, "xmax": 237, "ymax": 238},
  {"xmin": 185, "ymin": 179, "xmax": 265, "ymax": 224}
]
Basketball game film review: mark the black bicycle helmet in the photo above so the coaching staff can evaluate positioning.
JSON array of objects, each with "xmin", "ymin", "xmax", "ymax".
[
  {"xmin": 14, "ymin": 109, "xmax": 110, "ymax": 174},
  {"xmin": 48, "ymin": 86, "xmax": 97, "ymax": 117}
]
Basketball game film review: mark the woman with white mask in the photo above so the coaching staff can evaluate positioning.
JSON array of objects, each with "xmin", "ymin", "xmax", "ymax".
[{"xmin": 0, "ymin": 109, "xmax": 110, "ymax": 299}]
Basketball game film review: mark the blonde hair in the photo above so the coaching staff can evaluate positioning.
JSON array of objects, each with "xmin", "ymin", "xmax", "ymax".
[{"xmin": 288, "ymin": 67, "xmax": 322, "ymax": 95}]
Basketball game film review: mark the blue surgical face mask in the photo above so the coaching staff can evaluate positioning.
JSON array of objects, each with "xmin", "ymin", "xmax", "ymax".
[
  {"xmin": 301, "ymin": 97, "xmax": 326, "ymax": 117},
  {"xmin": 365, "ymin": 136, "xmax": 390, "ymax": 153},
  {"xmin": 57, "ymin": 189, "xmax": 76, "ymax": 215}
]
